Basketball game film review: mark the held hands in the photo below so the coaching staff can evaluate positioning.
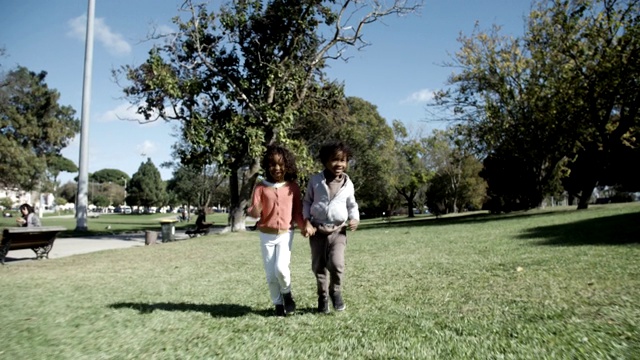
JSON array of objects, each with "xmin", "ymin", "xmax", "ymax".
[
  {"xmin": 348, "ymin": 219, "xmax": 359, "ymax": 231},
  {"xmin": 302, "ymin": 220, "xmax": 316, "ymax": 238}
]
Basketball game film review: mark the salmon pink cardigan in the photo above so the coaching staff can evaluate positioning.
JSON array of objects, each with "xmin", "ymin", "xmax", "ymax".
[{"xmin": 248, "ymin": 180, "xmax": 305, "ymax": 234}]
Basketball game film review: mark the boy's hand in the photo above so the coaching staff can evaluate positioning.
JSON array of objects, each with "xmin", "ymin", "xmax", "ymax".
[{"xmin": 348, "ymin": 219, "xmax": 359, "ymax": 231}]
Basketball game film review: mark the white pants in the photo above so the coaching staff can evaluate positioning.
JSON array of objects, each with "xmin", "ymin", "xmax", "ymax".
[{"xmin": 260, "ymin": 231, "xmax": 294, "ymax": 305}]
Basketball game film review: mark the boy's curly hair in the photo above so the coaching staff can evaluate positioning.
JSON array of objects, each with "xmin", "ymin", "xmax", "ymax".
[
  {"xmin": 262, "ymin": 144, "xmax": 298, "ymax": 182},
  {"xmin": 319, "ymin": 141, "xmax": 353, "ymax": 164}
]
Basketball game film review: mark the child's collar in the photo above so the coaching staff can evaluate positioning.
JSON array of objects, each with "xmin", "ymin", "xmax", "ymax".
[
  {"xmin": 262, "ymin": 180, "xmax": 287, "ymax": 188},
  {"xmin": 323, "ymin": 169, "xmax": 344, "ymax": 182}
]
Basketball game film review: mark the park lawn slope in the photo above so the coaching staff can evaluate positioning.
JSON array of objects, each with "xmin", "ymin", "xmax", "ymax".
[{"xmin": 0, "ymin": 203, "xmax": 638, "ymax": 359}]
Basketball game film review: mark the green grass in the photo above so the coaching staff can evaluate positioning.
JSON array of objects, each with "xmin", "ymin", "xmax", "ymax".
[
  {"xmin": 0, "ymin": 211, "xmax": 232, "ymax": 236},
  {"xmin": 1, "ymin": 203, "xmax": 639, "ymax": 359}
]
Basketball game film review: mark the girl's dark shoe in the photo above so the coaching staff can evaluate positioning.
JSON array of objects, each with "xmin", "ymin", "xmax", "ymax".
[
  {"xmin": 275, "ymin": 304, "xmax": 286, "ymax": 317},
  {"xmin": 283, "ymin": 292, "xmax": 296, "ymax": 315},
  {"xmin": 317, "ymin": 296, "xmax": 330, "ymax": 314}
]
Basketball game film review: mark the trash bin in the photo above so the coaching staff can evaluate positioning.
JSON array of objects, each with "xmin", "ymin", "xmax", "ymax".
[
  {"xmin": 145, "ymin": 230, "xmax": 158, "ymax": 245},
  {"xmin": 160, "ymin": 220, "xmax": 176, "ymax": 242}
]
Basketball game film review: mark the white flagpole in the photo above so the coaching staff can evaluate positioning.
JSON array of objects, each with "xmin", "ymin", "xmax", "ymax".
[{"xmin": 75, "ymin": 0, "xmax": 95, "ymax": 231}]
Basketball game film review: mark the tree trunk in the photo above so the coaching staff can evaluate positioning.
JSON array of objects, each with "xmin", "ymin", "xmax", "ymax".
[
  {"xmin": 576, "ymin": 179, "xmax": 597, "ymax": 210},
  {"xmin": 407, "ymin": 197, "xmax": 415, "ymax": 218},
  {"xmin": 228, "ymin": 158, "xmax": 261, "ymax": 232}
]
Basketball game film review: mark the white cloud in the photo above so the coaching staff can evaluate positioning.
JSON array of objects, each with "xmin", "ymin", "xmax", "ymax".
[
  {"xmin": 68, "ymin": 15, "xmax": 132, "ymax": 56},
  {"xmin": 401, "ymin": 89, "xmax": 435, "ymax": 104},
  {"xmin": 98, "ymin": 103, "xmax": 147, "ymax": 123},
  {"xmin": 155, "ymin": 25, "xmax": 175, "ymax": 36},
  {"xmin": 136, "ymin": 140, "xmax": 157, "ymax": 157},
  {"xmin": 98, "ymin": 103, "xmax": 173, "ymax": 126}
]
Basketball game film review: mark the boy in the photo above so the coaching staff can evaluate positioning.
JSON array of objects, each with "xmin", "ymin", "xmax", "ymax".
[{"xmin": 303, "ymin": 141, "xmax": 359, "ymax": 313}]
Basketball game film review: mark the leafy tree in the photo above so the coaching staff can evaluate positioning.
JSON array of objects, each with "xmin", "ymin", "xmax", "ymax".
[
  {"xmin": 527, "ymin": 0, "xmax": 640, "ymax": 209},
  {"xmin": 90, "ymin": 169, "xmax": 130, "ymax": 184},
  {"xmin": 423, "ymin": 129, "xmax": 487, "ymax": 214},
  {"xmin": 0, "ymin": 197, "xmax": 12, "ymax": 210},
  {"xmin": 54, "ymin": 197, "xmax": 67, "ymax": 207},
  {"xmin": 293, "ymin": 96, "xmax": 397, "ymax": 216},
  {"xmin": 434, "ymin": 24, "xmax": 571, "ymax": 212},
  {"xmin": 53, "ymin": 197, "xmax": 68, "ymax": 215},
  {"xmin": 211, "ymin": 179, "xmax": 230, "ymax": 210},
  {"xmin": 0, "ymin": 66, "xmax": 80, "ymax": 190},
  {"xmin": 57, "ymin": 181, "xmax": 77, "ymax": 204},
  {"xmin": 166, "ymin": 163, "xmax": 226, "ymax": 213},
  {"xmin": 434, "ymin": 0, "xmax": 639, "ymax": 211},
  {"xmin": 45, "ymin": 155, "xmax": 78, "ymax": 191},
  {"xmin": 126, "ymin": 158, "xmax": 165, "ymax": 208},
  {"xmin": 392, "ymin": 120, "xmax": 431, "ymax": 218},
  {"xmin": 92, "ymin": 195, "xmax": 110, "ymax": 208},
  {"xmin": 341, "ymin": 98, "xmax": 397, "ymax": 215},
  {"xmin": 117, "ymin": 0, "xmax": 422, "ymax": 231}
]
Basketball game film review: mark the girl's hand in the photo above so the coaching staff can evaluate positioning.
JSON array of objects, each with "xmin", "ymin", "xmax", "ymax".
[
  {"xmin": 248, "ymin": 202, "xmax": 262, "ymax": 218},
  {"xmin": 304, "ymin": 220, "xmax": 316, "ymax": 237}
]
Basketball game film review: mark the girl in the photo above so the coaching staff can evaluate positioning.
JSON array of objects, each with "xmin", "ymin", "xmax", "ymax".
[
  {"xmin": 17, "ymin": 203, "xmax": 41, "ymax": 227},
  {"xmin": 247, "ymin": 144, "xmax": 305, "ymax": 317}
]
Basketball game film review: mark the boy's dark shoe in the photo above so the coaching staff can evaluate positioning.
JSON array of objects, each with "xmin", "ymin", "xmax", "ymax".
[
  {"xmin": 331, "ymin": 293, "xmax": 346, "ymax": 311},
  {"xmin": 275, "ymin": 304, "xmax": 286, "ymax": 317},
  {"xmin": 283, "ymin": 292, "xmax": 296, "ymax": 315},
  {"xmin": 317, "ymin": 296, "xmax": 330, "ymax": 314}
]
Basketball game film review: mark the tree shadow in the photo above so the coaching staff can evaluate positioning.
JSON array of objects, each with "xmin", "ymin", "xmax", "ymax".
[
  {"xmin": 109, "ymin": 302, "xmax": 253, "ymax": 318},
  {"xmin": 359, "ymin": 208, "xmax": 577, "ymax": 231},
  {"xmin": 517, "ymin": 212, "xmax": 640, "ymax": 246}
]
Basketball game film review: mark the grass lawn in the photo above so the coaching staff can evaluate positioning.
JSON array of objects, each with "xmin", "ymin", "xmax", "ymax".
[
  {"xmin": 1, "ymin": 203, "xmax": 638, "ymax": 359},
  {"xmin": 0, "ymin": 211, "xmax": 233, "ymax": 236}
]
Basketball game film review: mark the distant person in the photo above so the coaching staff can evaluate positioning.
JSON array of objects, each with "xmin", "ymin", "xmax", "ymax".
[
  {"xmin": 303, "ymin": 141, "xmax": 360, "ymax": 314},
  {"xmin": 16, "ymin": 203, "xmax": 41, "ymax": 227},
  {"xmin": 247, "ymin": 144, "xmax": 305, "ymax": 317},
  {"xmin": 195, "ymin": 209, "xmax": 213, "ymax": 230}
]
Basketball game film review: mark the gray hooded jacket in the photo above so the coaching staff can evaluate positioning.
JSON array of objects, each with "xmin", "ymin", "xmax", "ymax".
[{"xmin": 303, "ymin": 171, "xmax": 359, "ymax": 227}]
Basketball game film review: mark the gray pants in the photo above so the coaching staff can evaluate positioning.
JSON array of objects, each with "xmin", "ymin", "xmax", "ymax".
[{"xmin": 309, "ymin": 229, "xmax": 347, "ymax": 299}]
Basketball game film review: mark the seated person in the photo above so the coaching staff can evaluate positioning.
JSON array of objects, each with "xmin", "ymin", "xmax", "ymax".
[
  {"xmin": 16, "ymin": 203, "xmax": 41, "ymax": 227},
  {"xmin": 195, "ymin": 209, "xmax": 213, "ymax": 230}
]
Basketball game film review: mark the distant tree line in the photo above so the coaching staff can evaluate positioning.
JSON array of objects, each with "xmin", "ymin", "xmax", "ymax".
[{"xmin": 3, "ymin": 0, "xmax": 637, "ymax": 229}]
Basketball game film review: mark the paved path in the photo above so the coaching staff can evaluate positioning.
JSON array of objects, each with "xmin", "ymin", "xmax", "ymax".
[
  {"xmin": 4, "ymin": 217, "xmax": 254, "ymax": 264},
  {"xmin": 3, "ymin": 231, "xmax": 193, "ymax": 264}
]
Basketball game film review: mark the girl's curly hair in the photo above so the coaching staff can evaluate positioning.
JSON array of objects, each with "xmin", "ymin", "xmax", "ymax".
[{"xmin": 262, "ymin": 144, "xmax": 298, "ymax": 182}]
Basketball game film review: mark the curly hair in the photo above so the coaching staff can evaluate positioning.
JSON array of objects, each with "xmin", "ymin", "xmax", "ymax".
[
  {"xmin": 319, "ymin": 141, "xmax": 353, "ymax": 164},
  {"xmin": 262, "ymin": 144, "xmax": 298, "ymax": 182}
]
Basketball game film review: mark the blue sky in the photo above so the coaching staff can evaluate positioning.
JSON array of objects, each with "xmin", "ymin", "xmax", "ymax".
[{"xmin": 1, "ymin": 0, "xmax": 532, "ymax": 184}]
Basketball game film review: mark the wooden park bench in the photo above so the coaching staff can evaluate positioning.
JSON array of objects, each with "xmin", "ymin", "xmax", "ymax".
[
  {"xmin": 0, "ymin": 226, "xmax": 66, "ymax": 264},
  {"xmin": 185, "ymin": 224, "xmax": 212, "ymax": 238}
]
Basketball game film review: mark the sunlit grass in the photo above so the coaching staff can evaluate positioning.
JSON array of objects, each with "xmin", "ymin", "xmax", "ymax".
[{"xmin": 1, "ymin": 203, "xmax": 639, "ymax": 359}]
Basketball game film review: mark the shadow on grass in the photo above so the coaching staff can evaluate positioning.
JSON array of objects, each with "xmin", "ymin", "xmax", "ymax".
[
  {"xmin": 517, "ymin": 212, "xmax": 640, "ymax": 246},
  {"xmin": 110, "ymin": 302, "xmax": 253, "ymax": 318},
  {"xmin": 359, "ymin": 208, "xmax": 577, "ymax": 231},
  {"xmin": 110, "ymin": 302, "xmax": 324, "ymax": 318}
]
